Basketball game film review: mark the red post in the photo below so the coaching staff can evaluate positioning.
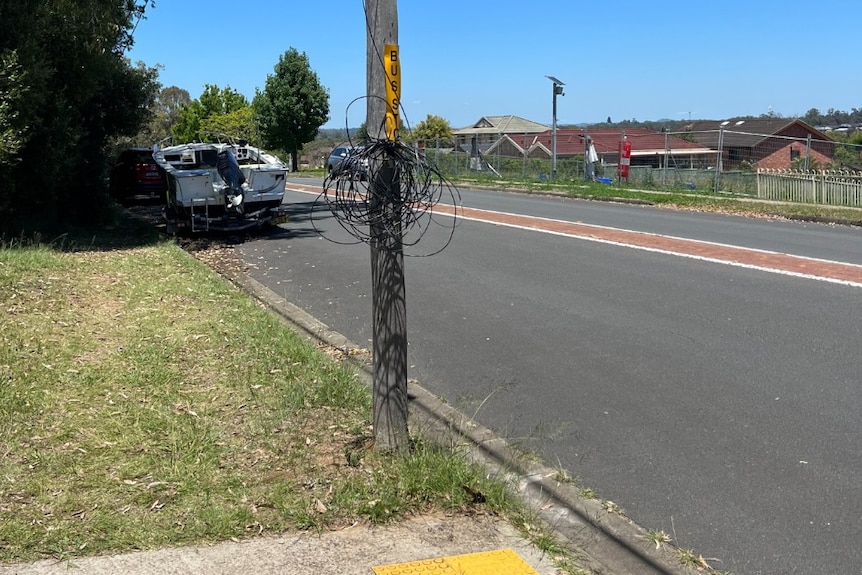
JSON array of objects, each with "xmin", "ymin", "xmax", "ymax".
[{"xmin": 619, "ymin": 134, "xmax": 631, "ymax": 181}]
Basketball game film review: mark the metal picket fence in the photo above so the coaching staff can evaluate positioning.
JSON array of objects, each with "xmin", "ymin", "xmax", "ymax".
[{"xmin": 756, "ymin": 169, "xmax": 862, "ymax": 207}]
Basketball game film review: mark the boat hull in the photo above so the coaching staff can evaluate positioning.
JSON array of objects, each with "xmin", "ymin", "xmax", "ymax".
[{"xmin": 153, "ymin": 141, "xmax": 289, "ymax": 233}]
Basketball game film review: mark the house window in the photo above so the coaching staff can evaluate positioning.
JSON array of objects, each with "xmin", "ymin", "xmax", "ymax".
[{"xmin": 790, "ymin": 148, "xmax": 800, "ymax": 161}]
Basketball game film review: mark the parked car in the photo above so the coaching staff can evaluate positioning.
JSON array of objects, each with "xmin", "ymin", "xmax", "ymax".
[
  {"xmin": 326, "ymin": 145, "xmax": 368, "ymax": 179},
  {"xmin": 109, "ymin": 148, "xmax": 167, "ymax": 204}
]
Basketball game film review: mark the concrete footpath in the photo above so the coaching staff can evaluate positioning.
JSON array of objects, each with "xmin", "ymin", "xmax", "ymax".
[
  {"xmin": 0, "ymin": 251, "xmax": 703, "ymax": 575},
  {"xmin": 0, "ymin": 514, "xmax": 559, "ymax": 575}
]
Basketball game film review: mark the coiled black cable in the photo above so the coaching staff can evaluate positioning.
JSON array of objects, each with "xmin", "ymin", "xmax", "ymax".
[
  {"xmin": 314, "ymin": 136, "xmax": 461, "ymax": 256},
  {"xmin": 312, "ymin": 3, "xmax": 461, "ymax": 255}
]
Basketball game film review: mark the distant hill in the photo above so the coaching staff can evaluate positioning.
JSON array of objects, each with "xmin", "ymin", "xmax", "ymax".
[{"xmin": 317, "ymin": 127, "xmax": 353, "ymax": 142}]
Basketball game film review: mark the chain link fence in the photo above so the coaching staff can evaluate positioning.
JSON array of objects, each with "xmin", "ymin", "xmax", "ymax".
[{"xmin": 425, "ymin": 128, "xmax": 862, "ymax": 205}]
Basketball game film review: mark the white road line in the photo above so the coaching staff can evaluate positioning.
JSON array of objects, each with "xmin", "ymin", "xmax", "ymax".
[
  {"xmin": 285, "ymin": 186, "xmax": 862, "ymax": 288},
  {"xmin": 462, "ymin": 212, "xmax": 862, "ymax": 288}
]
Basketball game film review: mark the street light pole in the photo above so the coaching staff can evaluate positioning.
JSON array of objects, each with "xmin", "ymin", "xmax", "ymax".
[{"xmin": 546, "ymin": 75, "xmax": 565, "ymax": 179}]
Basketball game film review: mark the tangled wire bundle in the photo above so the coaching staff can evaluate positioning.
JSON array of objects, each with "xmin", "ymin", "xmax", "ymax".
[{"xmin": 316, "ymin": 138, "xmax": 461, "ymax": 255}]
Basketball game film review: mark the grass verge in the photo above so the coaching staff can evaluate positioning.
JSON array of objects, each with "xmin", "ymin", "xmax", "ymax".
[
  {"xmin": 0, "ymin": 226, "xmax": 564, "ymax": 567},
  {"xmin": 292, "ymin": 168, "xmax": 862, "ymax": 226},
  {"xmin": 449, "ymin": 175, "xmax": 862, "ymax": 224}
]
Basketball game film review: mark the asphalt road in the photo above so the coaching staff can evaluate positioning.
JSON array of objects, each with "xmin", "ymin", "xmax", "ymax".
[{"xmin": 235, "ymin": 180, "xmax": 862, "ymax": 575}]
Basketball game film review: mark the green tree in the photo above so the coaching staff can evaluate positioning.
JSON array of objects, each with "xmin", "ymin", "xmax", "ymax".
[
  {"xmin": 172, "ymin": 84, "xmax": 250, "ymax": 143},
  {"xmin": 253, "ymin": 48, "xmax": 329, "ymax": 170},
  {"xmin": 832, "ymin": 145, "xmax": 861, "ymax": 169},
  {"xmin": 203, "ymin": 107, "xmax": 260, "ymax": 143},
  {"xmin": 199, "ymin": 84, "xmax": 247, "ymax": 117},
  {"xmin": 147, "ymin": 85, "xmax": 190, "ymax": 144},
  {"xmin": 828, "ymin": 131, "xmax": 850, "ymax": 144},
  {"xmin": 172, "ymin": 100, "xmax": 205, "ymax": 143},
  {"xmin": 355, "ymin": 122, "xmax": 369, "ymax": 142},
  {"xmin": 353, "ymin": 119, "xmax": 404, "ymax": 144},
  {"xmin": 410, "ymin": 114, "xmax": 453, "ymax": 147},
  {"xmin": 803, "ymin": 108, "xmax": 822, "ymax": 126},
  {"xmin": 0, "ymin": 51, "xmax": 27, "ymax": 164},
  {"xmin": 115, "ymin": 85, "xmax": 191, "ymax": 149},
  {"xmin": 0, "ymin": 0, "xmax": 159, "ymax": 232}
]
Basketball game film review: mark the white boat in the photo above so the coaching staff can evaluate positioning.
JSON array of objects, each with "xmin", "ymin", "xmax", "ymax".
[{"xmin": 152, "ymin": 138, "xmax": 290, "ymax": 233}]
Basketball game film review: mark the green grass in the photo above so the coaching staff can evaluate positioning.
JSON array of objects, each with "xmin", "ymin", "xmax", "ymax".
[
  {"xmin": 644, "ymin": 529, "xmax": 672, "ymax": 550},
  {"xmin": 1, "ymin": 229, "xmax": 567, "ymax": 567},
  {"xmin": 448, "ymin": 175, "xmax": 862, "ymax": 224}
]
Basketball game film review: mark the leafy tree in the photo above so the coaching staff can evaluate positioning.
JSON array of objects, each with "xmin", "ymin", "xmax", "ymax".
[
  {"xmin": 0, "ymin": 0, "xmax": 160, "ymax": 232},
  {"xmin": 828, "ymin": 131, "xmax": 851, "ymax": 144},
  {"xmin": 172, "ymin": 100, "xmax": 205, "ymax": 143},
  {"xmin": 172, "ymin": 84, "xmax": 250, "ymax": 143},
  {"xmin": 832, "ymin": 145, "xmax": 861, "ymax": 169},
  {"xmin": 353, "ymin": 119, "xmax": 405, "ymax": 144},
  {"xmin": 409, "ymin": 114, "xmax": 453, "ymax": 147},
  {"xmin": 253, "ymin": 48, "xmax": 329, "ymax": 170},
  {"xmin": 147, "ymin": 85, "xmax": 190, "ymax": 144},
  {"xmin": 115, "ymin": 85, "xmax": 191, "ymax": 149},
  {"xmin": 803, "ymin": 108, "xmax": 822, "ymax": 126},
  {"xmin": 202, "ymin": 107, "xmax": 260, "ymax": 143},
  {"xmin": 354, "ymin": 122, "xmax": 369, "ymax": 143},
  {"xmin": 759, "ymin": 108, "xmax": 783, "ymax": 119},
  {"xmin": 0, "ymin": 51, "xmax": 27, "ymax": 164},
  {"xmin": 159, "ymin": 86, "xmax": 191, "ymax": 121},
  {"xmin": 199, "ymin": 84, "xmax": 247, "ymax": 117}
]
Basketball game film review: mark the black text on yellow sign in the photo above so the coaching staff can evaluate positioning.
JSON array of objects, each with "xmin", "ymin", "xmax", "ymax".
[{"xmin": 384, "ymin": 44, "xmax": 400, "ymax": 141}]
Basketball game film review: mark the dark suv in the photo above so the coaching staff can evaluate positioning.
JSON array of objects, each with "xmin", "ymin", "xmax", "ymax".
[{"xmin": 109, "ymin": 148, "xmax": 167, "ymax": 204}]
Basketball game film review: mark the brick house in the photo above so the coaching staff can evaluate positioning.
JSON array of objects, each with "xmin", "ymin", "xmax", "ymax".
[
  {"xmin": 682, "ymin": 118, "xmax": 836, "ymax": 169},
  {"xmin": 456, "ymin": 121, "xmax": 713, "ymax": 168},
  {"xmin": 452, "ymin": 115, "xmax": 837, "ymax": 170},
  {"xmin": 521, "ymin": 128, "xmax": 714, "ymax": 168}
]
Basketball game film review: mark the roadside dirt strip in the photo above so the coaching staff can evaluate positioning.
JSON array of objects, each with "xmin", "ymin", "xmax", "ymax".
[{"xmin": 287, "ymin": 183, "xmax": 862, "ymax": 288}]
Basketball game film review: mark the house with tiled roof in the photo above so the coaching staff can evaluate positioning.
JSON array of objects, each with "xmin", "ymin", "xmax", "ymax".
[
  {"xmin": 466, "ymin": 125, "xmax": 713, "ymax": 169},
  {"xmin": 453, "ymin": 115, "xmax": 549, "ymax": 153},
  {"xmin": 682, "ymin": 117, "xmax": 836, "ymax": 169},
  {"xmin": 518, "ymin": 128, "xmax": 714, "ymax": 168}
]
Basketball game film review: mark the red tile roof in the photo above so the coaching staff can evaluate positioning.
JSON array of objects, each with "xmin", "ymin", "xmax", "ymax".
[{"xmin": 532, "ymin": 128, "xmax": 710, "ymax": 157}]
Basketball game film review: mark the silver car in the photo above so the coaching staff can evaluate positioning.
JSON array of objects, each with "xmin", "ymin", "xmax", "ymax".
[{"xmin": 326, "ymin": 146, "xmax": 367, "ymax": 179}]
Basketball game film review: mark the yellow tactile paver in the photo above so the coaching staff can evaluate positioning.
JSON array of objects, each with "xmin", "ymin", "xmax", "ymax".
[{"xmin": 371, "ymin": 548, "xmax": 540, "ymax": 575}]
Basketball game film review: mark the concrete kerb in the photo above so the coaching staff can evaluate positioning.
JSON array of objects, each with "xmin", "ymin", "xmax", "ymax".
[{"xmin": 228, "ymin": 270, "xmax": 704, "ymax": 575}]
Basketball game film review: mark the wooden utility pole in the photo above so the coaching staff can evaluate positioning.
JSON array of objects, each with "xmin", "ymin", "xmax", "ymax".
[{"xmin": 365, "ymin": 0, "xmax": 409, "ymax": 452}]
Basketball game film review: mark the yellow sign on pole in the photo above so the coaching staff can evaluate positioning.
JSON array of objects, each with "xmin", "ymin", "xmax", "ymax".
[{"xmin": 384, "ymin": 43, "xmax": 400, "ymax": 141}]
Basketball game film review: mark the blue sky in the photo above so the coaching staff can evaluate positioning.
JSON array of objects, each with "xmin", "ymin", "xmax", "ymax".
[{"xmin": 126, "ymin": 1, "xmax": 862, "ymax": 130}]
